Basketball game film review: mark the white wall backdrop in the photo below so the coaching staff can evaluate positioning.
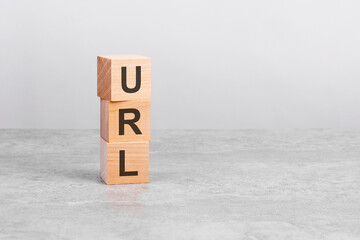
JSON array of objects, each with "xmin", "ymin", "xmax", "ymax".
[{"xmin": 1, "ymin": 0, "xmax": 360, "ymax": 129}]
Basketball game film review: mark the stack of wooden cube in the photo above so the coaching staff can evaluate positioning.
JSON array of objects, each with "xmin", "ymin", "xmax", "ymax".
[{"xmin": 97, "ymin": 55, "xmax": 151, "ymax": 184}]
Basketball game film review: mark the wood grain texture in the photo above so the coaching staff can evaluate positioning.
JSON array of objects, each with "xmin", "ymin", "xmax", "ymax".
[
  {"xmin": 97, "ymin": 55, "xmax": 151, "ymax": 101},
  {"xmin": 97, "ymin": 57, "xmax": 111, "ymax": 100},
  {"xmin": 100, "ymin": 99, "xmax": 151, "ymax": 142},
  {"xmin": 100, "ymin": 138, "xmax": 149, "ymax": 184},
  {"xmin": 100, "ymin": 137, "xmax": 107, "ymax": 183},
  {"xmin": 100, "ymin": 98, "xmax": 109, "ymax": 141}
]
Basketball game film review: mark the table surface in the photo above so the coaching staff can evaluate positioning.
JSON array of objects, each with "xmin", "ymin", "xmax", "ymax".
[{"xmin": 0, "ymin": 129, "xmax": 359, "ymax": 239}]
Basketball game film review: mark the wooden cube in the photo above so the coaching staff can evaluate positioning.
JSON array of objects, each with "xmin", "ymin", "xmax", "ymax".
[
  {"xmin": 100, "ymin": 99, "xmax": 151, "ymax": 142},
  {"xmin": 100, "ymin": 138, "xmax": 149, "ymax": 184},
  {"xmin": 97, "ymin": 55, "xmax": 151, "ymax": 101}
]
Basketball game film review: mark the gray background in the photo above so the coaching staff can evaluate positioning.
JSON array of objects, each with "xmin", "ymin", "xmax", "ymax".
[{"xmin": 1, "ymin": 0, "xmax": 360, "ymax": 129}]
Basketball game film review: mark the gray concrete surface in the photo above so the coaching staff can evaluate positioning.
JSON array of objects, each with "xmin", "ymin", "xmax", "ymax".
[{"xmin": 0, "ymin": 129, "xmax": 359, "ymax": 239}]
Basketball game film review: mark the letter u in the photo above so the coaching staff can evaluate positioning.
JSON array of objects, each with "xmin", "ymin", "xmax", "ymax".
[{"xmin": 121, "ymin": 66, "xmax": 141, "ymax": 93}]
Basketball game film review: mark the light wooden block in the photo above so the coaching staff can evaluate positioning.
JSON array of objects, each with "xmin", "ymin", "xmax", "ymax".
[
  {"xmin": 100, "ymin": 138, "xmax": 149, "ymax": 184},
  {"xmin": 97, "ymin": 55, "xmax": 151, "ymax": 101},
  {"xmin": 100, "ymin": 99, "xmax": 151, "ymax": 142}
]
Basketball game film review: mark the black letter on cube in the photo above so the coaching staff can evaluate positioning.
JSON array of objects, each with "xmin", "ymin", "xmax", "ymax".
[
  {"xmin": 119, "ymin": 109, "xmax": 142, "ymax": 135},
  {"xmin": 122, "ymin": 66, "xmax": 141, "ymax": 93},
  {"xmin": 119, "ymin": 150, "xmax": 138, "ymax": 176}
]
